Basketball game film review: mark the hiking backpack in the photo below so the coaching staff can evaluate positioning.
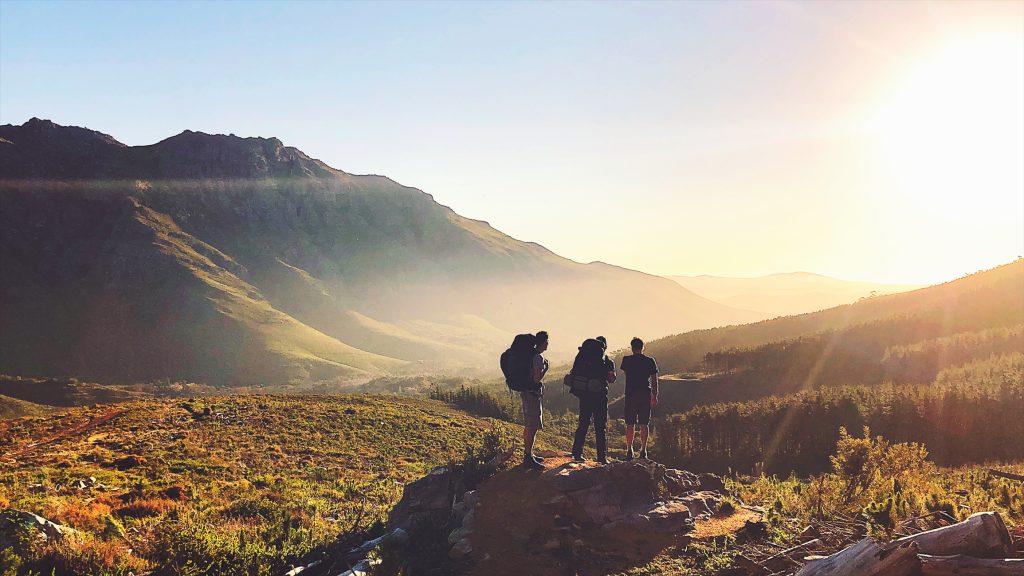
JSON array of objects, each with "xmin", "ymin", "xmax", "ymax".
[
  {"xmin": 500, "ymin": 333, "xmax": 538, "ymax": 393},
  {"xmin": 565, "ymin": 338, "xmax": 608, "ymax": 395}
]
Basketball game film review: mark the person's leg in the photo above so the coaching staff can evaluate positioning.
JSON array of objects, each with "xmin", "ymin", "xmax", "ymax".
[
  {"xmin": 524, "ymin": 426, "xmax": 538, "ymax": 460},
  {"xmin": 572, "ymin": 395, "xmax": 593, "ymax": 459},
  {"xmin": 521, "ymin": 392, "xmax": 544, "ymax": 468},
  {"xmin": 638, "ymin": 396, "xmax": 652, "ymax": 458},
  {"xmin": 594, "ymin": 396, "xmax": 608, "ymax": 463},
  {"xmin": 624, "ymin": 394, "xmax": 638, "ymax": 458}
]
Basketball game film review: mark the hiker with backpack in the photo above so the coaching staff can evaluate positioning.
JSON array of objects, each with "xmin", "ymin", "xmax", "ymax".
[
  {"xmin": 567, "ymin": 337, "xmax": 616, "ymax": 464},
  {"xmin": 500, "ymin": 331, "xmax": 549, "ymax": 470},
  {"xmin": 619, "ymin": 337, "xmax": 659, "ymax": 460}
]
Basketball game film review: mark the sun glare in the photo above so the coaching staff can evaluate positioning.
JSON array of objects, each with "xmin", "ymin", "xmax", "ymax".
[{"xmin": 871, "ymin": 34, "xmax": 1024, "ymax": 217}]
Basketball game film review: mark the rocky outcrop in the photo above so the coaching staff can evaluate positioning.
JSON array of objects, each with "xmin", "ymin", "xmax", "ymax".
[
  {"xmin": 455, "ymin": 458, "xmax": 733, "ymax": 576},
  {"xmin": 283, "ymin": 457, "xmax": 741, "ymax": 576},
  {"xmin": 0, "ymin": 509, "xmax": 77, "ymax": 552}
]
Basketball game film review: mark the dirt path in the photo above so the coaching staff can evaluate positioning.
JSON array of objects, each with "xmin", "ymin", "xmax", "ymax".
[{"xmin": 5, "ymin": 407, "xmax": 127, "ymax": 460}]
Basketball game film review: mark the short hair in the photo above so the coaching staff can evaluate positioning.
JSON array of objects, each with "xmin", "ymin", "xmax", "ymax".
[
  {"xmin": 630, "ymin": 337, "xmax": 644, "ymax": 350},
  {"xmin": 596, "ymin": 335, "xmax": 607, "ymax": 345},
  {"xmin": 535, "ymin": 331, "xmax": 549, "ymax": 344}
]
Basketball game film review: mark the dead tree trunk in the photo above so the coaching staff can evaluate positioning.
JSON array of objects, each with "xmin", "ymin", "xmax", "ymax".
[
  {"xmin": 795, "ymin": 538, "xmax": 920, "ymax": 576},
  {"xmin": 989, "ymin": 469, "xmax": 1024, "ymax": 482},
  {"xmin": 919, "ymin": 554, "xmax": 1024, "ymax": 576},
  {"xmin": 894, "ymin": 511, "xmax": 1013, "ymax": 558}
]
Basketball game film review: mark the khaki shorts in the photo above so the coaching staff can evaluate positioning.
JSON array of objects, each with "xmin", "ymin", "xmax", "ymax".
[{"xmin": 520, "ymin": 390, "xmax": 543, "ymax": 429}]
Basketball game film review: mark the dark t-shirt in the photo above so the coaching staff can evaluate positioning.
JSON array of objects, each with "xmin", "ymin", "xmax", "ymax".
[{"xmin": 620, "ymin": 353, "xmax": 658, "ymax": 394}]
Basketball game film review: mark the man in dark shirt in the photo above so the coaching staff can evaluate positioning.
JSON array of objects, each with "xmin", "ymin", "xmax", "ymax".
[
  {"xmin": 619, "ymin": 337, "xmax": 659, "ymax": 460},
  {"xmin": 571, "ymin": 336, "xmax": 616, "ymax": 464}
]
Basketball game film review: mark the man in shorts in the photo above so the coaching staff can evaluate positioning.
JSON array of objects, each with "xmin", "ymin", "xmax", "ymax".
[
  {"xmin": 619, "ymin": 337, "xmax": 659, "ymax": 460},
  {"xmin": 521, "ymin": 331, "xmax": 549, "ymax": 470}
]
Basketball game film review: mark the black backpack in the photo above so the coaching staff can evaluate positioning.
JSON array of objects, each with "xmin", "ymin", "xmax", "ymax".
[
  {"xmin": 565, "ymin": 338, "xmax": 608, "ymax": 395},
  {"xmin": 500, "ymin": 333, "xmax": 538, "ymax": 393}
]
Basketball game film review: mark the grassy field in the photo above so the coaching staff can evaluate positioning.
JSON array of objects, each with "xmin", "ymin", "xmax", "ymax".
[{"xmin": 0, "ymin": 394, "xmax": 567, "ymax": 575}]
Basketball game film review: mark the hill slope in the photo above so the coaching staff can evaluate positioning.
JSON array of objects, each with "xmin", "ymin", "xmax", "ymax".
[
  {"xmin": 0, "ymin": 394, "xmax": 568, "ymax": 574},
  {"xmin": 669, "ymin": 272, "xmax": 922, "ymax": 316},
  {"xmin": 0, "ymin": 118, "xmax": 761, "ymax": 385},
  {"xmin": 0, "ymin": 395, "xmax": 51, "ymax": 419},
  {"xmin": 642, "ymin": 260, "xmax": 1024, "ymax": 411},
  {"xmin": 647, "ymin": 260, "xmax": 1023, "ymax": 373}
]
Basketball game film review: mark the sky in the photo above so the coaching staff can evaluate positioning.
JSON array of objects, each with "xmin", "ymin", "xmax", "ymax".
[{"xmin": 1, "ymin": 0, "xmax": 1022, "ymax": 284}]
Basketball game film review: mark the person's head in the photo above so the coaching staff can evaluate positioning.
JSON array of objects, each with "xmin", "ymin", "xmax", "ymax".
[
  {"xmin": 535, "ymin": 331, "xmax": 549, "ymax": 353},
  {"xmin": 596, "ymin": 335, "xmax": 607, "ymax": 352},
  {"xmin": 630, "ymin": 337, "xmax": 644, "ymax": 354}
]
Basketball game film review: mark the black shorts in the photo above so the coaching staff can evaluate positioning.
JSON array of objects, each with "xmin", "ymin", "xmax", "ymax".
[{"xmin": 624, "ymin": 392, "xmax": 652, "ymax": 425}]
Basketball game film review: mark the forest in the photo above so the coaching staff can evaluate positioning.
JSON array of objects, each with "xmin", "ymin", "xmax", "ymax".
[{"xmin": 656, "ymin": 353, "xmax": 1024, "ymax": 476}]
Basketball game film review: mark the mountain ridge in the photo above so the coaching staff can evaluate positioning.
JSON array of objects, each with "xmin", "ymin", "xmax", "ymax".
[{"xmin": 0, "ymin": 119, "xmax": 763, "ymax": 386}]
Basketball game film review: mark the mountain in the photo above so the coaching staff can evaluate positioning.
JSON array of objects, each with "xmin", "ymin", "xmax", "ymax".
[
  {"xmin": 641, "ymin": 260, "xmax": 1024, "ymax": 410},
  {"xmin": 0, "ymin": 118, "xmax": 761, "ymax": 386},
  {"xmin": 668, "ymin": 271, "xmax": 922, "ymax": 317}
]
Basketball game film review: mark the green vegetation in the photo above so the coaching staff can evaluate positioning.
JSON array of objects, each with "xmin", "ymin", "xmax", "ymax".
[
  {"xmin": 732, "ymin": 429, "xmax": 1024, "ymax": 544},
  {"xmin": 657, "ymin": 353, "xmax": 1024, "ymax": 475},
  {"xmin": 0, "ymin": 395, "xmax": 568, "ymax": 575}
]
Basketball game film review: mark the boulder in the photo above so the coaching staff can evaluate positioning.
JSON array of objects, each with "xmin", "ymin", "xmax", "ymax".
[
  {"xmin": 0, "ymin": 510, "xmax": 76, "ymax": 551},
  {"xmin": 387, "ymin": 465, "xmax": 457, "ymax": 531},
  {"xmin": 547, "ymin": 460, "xmax": 722, "ymax": 532}
]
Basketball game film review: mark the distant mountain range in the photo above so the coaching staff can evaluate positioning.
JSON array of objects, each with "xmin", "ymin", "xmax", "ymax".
[
  {"xmin": 668, "ymin": 272, "xmax": 922, "ymax": 317},
  {"xmin": 0, "ymin": 118, "xmax": 762, "ymax": 386}
]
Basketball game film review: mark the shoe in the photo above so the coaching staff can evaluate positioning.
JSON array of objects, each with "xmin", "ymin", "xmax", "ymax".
[
  {"xmin": 531, "ymin": 454, "xmax": 545, "ymax": 463},
  {"xmin": 625, "ymin": 449, "xmax": 635, "ymax": 461},
  {"xmin": 597, "ymin": 456, "xmax": 609, "ymax": 465},
  {"xmin": 522, "ymin": 458, "xmax": 545, "ymax": 470},
  {"xmin": 639, "ymin": 448, "xmax": 648, "ymax": 460},
  {"xmin": 572, "ymin": 454, "xmax": 586, "ymax": 463}
]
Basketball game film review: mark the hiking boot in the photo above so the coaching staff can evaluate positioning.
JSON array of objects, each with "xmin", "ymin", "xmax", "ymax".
[
  {"xmin": 571, "ymin": 454, "xmax": 586, "ymax": 463},
  {"xmin": 625, "ymin": 449, "xmax": 635, "ymax": 461},
  {"xmin": 531, "ymin": 454, "xmax": 545, "ymax": 463},
  {"xmin": 639, "ymin": 448, "xmax": 648, "ymax": 460},
  {"xmin": 597, "ymin": 455, "xmax": 609, "ymax": 465},
  {"xmin": 522, "ymin": 458, "xmax": 545, "ymax": 470}
]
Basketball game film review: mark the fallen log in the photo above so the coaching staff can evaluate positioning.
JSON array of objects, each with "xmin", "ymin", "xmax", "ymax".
[
  {"xmin": 894, "ymin": 511, "xmax": 1012, "ymax": 558},
  {"xmin": 919, "ymin": 554, "xmax": 1024, "ymax": 576},
  {"xmin": 795, "ymin": 538, "xmax": 919, "ymax": 576},
  {"xmin": 990, "ymin": 469, "xmax": 1024, "ymax": 482}
]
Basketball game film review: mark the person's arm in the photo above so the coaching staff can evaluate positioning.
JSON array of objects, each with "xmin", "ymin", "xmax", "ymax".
[
  {"xmin": 650, "ymin": 373, "xmax": 659, "ymax": 407},
  {"xmin": 533, "ymin": 355, "xmax": 544, "ymax": 384},
  {"xmin": 650, "ymin": 358, "xmax": 659, "ymax": 407},
  {"xmin": 606, "ymin": 359, "xmax": 616, "ymax": 383}
]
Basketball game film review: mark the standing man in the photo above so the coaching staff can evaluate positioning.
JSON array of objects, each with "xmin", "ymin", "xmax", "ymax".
[
  {"xmin": 571, "ymin": 337, "xmax": 616, "ymax": 464},
  {"xmin": 620, "ymin": 337, "xmax": 659, "ymax": 460},
  {"xmin": 521, "ymin": 331, "xmax": 549, "ymax": 470}
]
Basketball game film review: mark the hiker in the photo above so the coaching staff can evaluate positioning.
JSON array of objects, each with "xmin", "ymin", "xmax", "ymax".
[
  {"xmin": 569, "ymin": 337, "xmax": 616, "ymax": 464},
  {"xmin": 502, "ymin": 331, "xmax": 549, "ymax": 470},
  {"xmin": 523, "ymin": 330, "xmax": 549, "ymax": 469},
  {"xmin": 620, "ymin": 336, "xmax": 659, "ymax": 460}
]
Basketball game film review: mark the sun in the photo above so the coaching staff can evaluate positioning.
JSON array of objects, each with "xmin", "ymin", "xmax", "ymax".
[{"xmin": 870, "ymin": 34, "xmax": 1024, "ymax": 219}]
